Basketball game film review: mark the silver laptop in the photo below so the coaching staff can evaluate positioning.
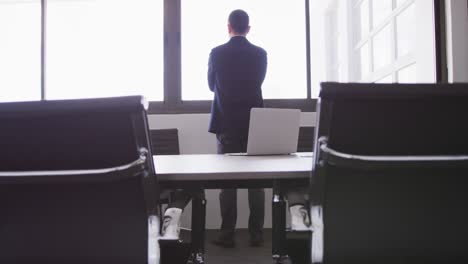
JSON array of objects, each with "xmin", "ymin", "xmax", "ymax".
[{"xmin": 245, "ymin": 108, "xmax": 301, "ymax": 155}]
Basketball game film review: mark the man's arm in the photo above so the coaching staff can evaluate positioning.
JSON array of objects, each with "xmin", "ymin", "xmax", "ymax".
[
  {"xmin": 207, "ymin": 51, "xmax": 216, "ymax": 92},
  {"xmin": 259, "ymin": 50, "xmax": 267, "ymax": 83}
]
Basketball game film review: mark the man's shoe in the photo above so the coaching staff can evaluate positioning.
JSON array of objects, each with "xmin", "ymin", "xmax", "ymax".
[
  {"xmin": 211, "ymin": 238, "xmax": 235, "ymax": 248},
  {"xmin": 186, "ymin": 252, "xmax": 205, "ymax": 264}
]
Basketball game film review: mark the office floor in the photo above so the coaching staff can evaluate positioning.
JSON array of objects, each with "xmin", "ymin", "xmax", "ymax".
[
  {"xmin": 177, "ymin": 228, "xmax": 272, "ymax": 264},
  {"xmin": 172, "ymin": 228, "xmax": 309, "ymax": 264},
  {"xmin": 204, "ymin": 228, "xmax": 272, "ymax": 264}
]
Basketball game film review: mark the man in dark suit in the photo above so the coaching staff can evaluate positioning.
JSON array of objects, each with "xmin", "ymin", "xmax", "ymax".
[{"xmin": 208, "ymin": 9, "xmax": 267, "ymax": 248}]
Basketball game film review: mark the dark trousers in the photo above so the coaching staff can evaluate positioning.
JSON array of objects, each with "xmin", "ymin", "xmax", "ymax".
[{"xmin": 216, "ymin": 133, "xmax": 265, "ymax": 240}]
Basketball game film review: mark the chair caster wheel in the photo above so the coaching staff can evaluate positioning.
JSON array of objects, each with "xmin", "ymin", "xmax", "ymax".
[{"xmin": 186, "ymin": 252, "xmax": 205, "ymax": 264}]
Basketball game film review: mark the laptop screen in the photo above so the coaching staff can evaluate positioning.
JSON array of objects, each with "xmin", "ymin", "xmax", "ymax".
[{"xmin": 246, "ymin": 108, "xmax": 301, "ymax": 155}]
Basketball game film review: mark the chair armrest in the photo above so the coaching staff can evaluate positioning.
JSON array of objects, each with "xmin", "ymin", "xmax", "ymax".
[
  {"xmin": 318, "ymin": 137, "xmax": 468, "ymax": 169},
  {"xmin": 310, "ymin": 205, "xmax": 323, "ymax": 264},
  {"xmin": 0, "ymin": 148, "xmax": 150, "ymax": 183},
  {"xmin": 148, "ymin": 215, "xmax": 160, "ymax": 264}
]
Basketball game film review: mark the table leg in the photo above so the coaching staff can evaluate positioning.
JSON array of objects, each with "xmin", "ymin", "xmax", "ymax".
[
  {"xmin": 272, "ymin": 181, "xmax": 288, "ymax": 262},
  {"xmin": 188, "ymin": 196, "xmax": 206, "ymax": 264}
]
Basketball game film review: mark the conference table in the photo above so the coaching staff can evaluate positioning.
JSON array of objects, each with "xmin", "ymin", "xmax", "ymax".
[{"xmin": 153, "ymin": 152, "xmax": 313, "ymax": 260}]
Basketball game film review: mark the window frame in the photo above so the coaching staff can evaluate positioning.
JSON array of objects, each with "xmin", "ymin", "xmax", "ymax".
[{"xmin": 350, "ymin": 0, "xmax": 441, "ymax": 83}]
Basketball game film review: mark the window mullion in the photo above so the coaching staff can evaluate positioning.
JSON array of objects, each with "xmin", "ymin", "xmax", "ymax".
[
  {"xmin": 164, "ymin": 0, "xmax": 181, "ymax": 109},
  {"xmin": 41, "ymin": 0, "xmax": 46, "ymax": 100}
]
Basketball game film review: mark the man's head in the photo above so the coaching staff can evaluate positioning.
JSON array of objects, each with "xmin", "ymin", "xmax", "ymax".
[{"xmin": 228, "ymin": 9, "xmax": 250, "ymax": 37}]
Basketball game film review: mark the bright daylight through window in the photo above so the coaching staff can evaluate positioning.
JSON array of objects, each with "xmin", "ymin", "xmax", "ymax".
[
  {"xmin": 46, "ymin": 0, "xmax": 163, "ymax": 101},
  {"xmin": 181, "ymin": 0, "xmax": 308, "ymax": 100},
  {"xmin": 317, "ymin": 0, "xmax": 436, "ymax": 85},
  {"xmin": 0, "ymin": 0, "xmax": 438, "ymax": 105},
  {"xmin": 0, "ymin": 0, "xmax": 41, "ymax": 103}
]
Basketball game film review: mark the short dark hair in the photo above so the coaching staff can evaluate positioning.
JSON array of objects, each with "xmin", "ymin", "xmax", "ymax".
[{"xmin": 228, "ymin": 9, "xmax": 249, "ymax": 34}]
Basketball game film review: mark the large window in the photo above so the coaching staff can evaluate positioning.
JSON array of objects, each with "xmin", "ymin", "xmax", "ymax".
[
  {"xmin": 318, "ymin": 0, "xmax": 436, "ymax": 84},
  {"xmin": 0, "ymin": 0, "xmax": 442, "ymax": 111},
  {"xmin": 181, "ymin": 0, "xmax": 307, "ymax": 100},
  {"xmin": 0, "ymin": 0, "xmax": 41, "ymax": 102},
  {"xmin": 46, "ymin": 0, "xmax": 163, "ymax": 101}
]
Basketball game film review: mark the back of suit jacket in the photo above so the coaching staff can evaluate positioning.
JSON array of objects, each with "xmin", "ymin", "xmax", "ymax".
[{"xmin": 208, "ymin": 36, "xmax": 267, "ymax": 138}]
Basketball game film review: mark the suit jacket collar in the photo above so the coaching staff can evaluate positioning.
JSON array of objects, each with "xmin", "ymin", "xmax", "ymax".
[{"xmin": 228, "ymin": 36, "xmax": 249, "ymax": 44}]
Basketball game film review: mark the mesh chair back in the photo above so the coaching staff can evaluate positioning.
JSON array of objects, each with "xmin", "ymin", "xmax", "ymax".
[
  {"xmin": 150, "ymin": 129, "xmax": 180, "ymax": 155},
  {"xmin": 297, "ymin": 126, "xmax": 314, "ymax": 152}
]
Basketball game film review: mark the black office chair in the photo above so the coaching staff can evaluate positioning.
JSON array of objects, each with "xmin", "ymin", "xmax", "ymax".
[
  {"xmin": 0, "ymin": 96, "xmax": 160, "ymax": 264},
  {"xmin": 150, "ymin": 128, "xmax": 181, "ymax": 211},
  {"xmin": 310, "ymin": 82, "xmax": 468, "ymax": 263},
  {"xmin": 150, "ymin": 129, "xmax": 181, "ymax": 156},
  {"xmin": 297, "ymin": 127, "xmax": 315, "ymax": 153}
]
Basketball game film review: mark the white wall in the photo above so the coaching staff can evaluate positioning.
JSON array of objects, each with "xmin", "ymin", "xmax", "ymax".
[
  {"xmin": 446, "ymin": 0, "xmax": 468, "ymax": 82},
  {"xmin": 148, "ymin": 112, "xmax": 316, "ymax": 229}
]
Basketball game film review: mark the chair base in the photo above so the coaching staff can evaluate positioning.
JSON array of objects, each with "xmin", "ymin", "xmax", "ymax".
[
  {"xmin": 159, "ymin": 239, "xmax": 192, "ymax": 264},
  {"xmin": 285, "ymin": 230, "xmax": 311, "ymax": 264}
]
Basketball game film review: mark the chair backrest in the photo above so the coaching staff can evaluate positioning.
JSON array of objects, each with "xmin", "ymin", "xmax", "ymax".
[
  {"xmin": 297, "ymin": 126, "xmax": 314, "ymax": 152},
  {"xmin": 150, "ymin": 129, "xmax": 180, "ymax": 155},
  {"xmin": 311, "ymin": 82, "xmax": 468, "ymax": 263},
  {"xmin": 0, "ymin": 96, "xmax": 158, "ymax": 264}
]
